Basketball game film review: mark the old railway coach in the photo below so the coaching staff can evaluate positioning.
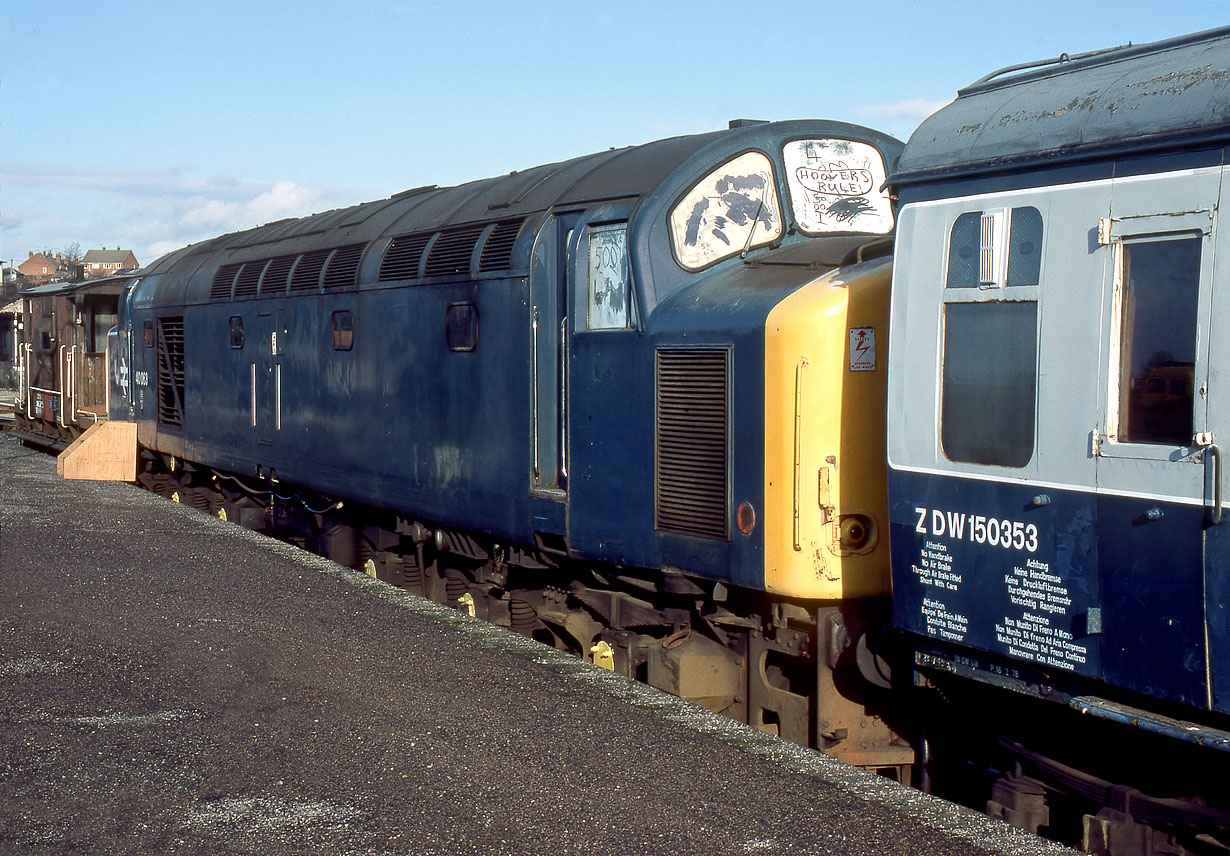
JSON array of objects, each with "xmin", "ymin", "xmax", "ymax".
[
  {"xmin": 107, "ymin": 120, "xmax": 911, "ymax": 768},
  {"xmin": 887, "ymin": 27, "xmax": 1230, "ymax": 843}
]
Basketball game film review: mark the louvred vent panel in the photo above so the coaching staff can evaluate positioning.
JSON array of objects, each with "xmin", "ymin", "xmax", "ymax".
[
  {"xmin": 655, "ymin": 348, "xmax": 729, "ymax": 541},
  {"xmin": 210, "ymin": 264, "xmax": 242, "ymax": 300},
  {"xmin": 233, "ymin": 260, "xmax": 266, "ymax": 298},
  {"xmin": 379, "ymin": 233, "xmax": 431, "ymax": 281},
  {"xmin": 322, "ymin": 243, "xmax": 366, "ymax": 289},
  {"xmin": 424, "ymin": 225, "xmax": 484, "ymax": 277},
  {"xmin": 478, "ymin": 219, "xmax": 524, "ymax": 272},
  {"xmin": 261, "ymin": 255, "xmax": 296, "ymax": 294},
  {"xmin": 290, "ymin": 249, "xmax": 330, "ymax": 290}
]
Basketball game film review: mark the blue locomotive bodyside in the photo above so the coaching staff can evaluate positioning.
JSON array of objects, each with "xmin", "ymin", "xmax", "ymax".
[
  {"xmin": 102, "ymin": 120, "xmax": 913, "ymax": 765},
  {"xmin": 114, "ymin": 119, "xmax": 903, "ymax": 596}
]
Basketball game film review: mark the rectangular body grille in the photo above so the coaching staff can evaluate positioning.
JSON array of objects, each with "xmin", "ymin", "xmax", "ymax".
[
  {"xmin": 156, "ymin": 316, "xmax": 185, "ymax": 426},
  {"xmin": 655, "ymin": 348, "xmax": 729, "ymax": 540}
]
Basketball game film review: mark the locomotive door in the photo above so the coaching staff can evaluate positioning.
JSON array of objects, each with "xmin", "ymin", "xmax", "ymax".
[
  {"xmin": 1093, "ymin": 166, "xmax": 1221, "ymax": 710},
  {"xmin": 529, "ymin": 211, "xmax": 579, "ymax": 495},
  {"xmin": 255, "ymin": 313, "xmax": 277, "ymax": 445}
]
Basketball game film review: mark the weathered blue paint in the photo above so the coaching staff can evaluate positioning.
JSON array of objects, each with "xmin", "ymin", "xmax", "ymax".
[{"xmin": 117, "ymin": 120, "xmax": 903, "ymax": 594}]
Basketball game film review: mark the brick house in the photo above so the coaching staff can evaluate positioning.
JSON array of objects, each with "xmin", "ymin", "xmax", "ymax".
[
  {"xmin": 83, "ymin": 247, "xmax": 139, "ymax": 279},
  {"xmin": 18, "ymin": 252, "xmax": 81, "ymax": 286}
]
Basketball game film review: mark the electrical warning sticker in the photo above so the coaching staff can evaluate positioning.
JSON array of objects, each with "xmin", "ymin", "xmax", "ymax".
[{"xmin": 849, "ymin": 327, "xmax": 875, "ymax": 371}]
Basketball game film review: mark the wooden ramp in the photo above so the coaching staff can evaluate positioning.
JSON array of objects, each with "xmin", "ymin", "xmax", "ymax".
[{"xmin": 57, "ymin": 420, "xmax": 138, "ymax": 482}]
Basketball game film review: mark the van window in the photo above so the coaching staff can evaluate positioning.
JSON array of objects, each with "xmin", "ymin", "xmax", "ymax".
[
  {"xmin": 1114, "ymin": 236, "xmax": 1200, "ymax": 445},
  {"xmin": 941, "ymin": 302, "xmax": 1038, "ymax": 467}
]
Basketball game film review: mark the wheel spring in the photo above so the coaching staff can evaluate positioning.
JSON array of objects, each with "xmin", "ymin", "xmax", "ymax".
[
  {"xmin": 445, "ymin": 576, "xmax": 467, "ymax": 604},
  {"xmin": 188, "ymin": 489, "xmax": 211, "ymax": 512},
  {"xmin": 509, "ymin": 599, "xmax": 536, "ymax": 632},
  {"xmin": 402, "ymin": 556, "xmax": 424, "ymax": 589}
]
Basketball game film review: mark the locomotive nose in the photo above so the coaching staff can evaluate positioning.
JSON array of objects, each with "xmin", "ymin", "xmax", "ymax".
[{"xmin": 760, "ymin": 257, "xmax": 892, "ymax": 600}]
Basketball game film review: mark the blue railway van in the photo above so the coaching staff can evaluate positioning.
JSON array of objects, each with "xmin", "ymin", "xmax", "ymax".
[{"xmin": 887, "ymin": 23, "xmax": 1230, "ymax": 810}]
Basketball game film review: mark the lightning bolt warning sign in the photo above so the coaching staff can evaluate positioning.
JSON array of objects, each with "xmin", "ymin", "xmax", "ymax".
[{"xmin": 849, "ymin": 327, "xmax": 875, "ymax": 372}]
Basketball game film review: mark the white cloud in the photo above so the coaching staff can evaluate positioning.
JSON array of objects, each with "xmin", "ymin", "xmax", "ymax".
[
  {"xmin": 857, "ymin": 98, "xmax": 952, "ymax": 122},
  {"xmin": 0, "ymin": 163, "xmax": 368, "ymax": 268}
]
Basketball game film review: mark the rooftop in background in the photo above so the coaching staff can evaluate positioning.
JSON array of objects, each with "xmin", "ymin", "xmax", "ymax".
[{"xmin": 83, "ymin": 248, "xmax": 140, "ymax": 280}]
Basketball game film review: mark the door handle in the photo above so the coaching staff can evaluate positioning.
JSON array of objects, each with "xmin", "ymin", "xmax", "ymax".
[{"xmin": 1207, "ymin": 444, "xmax": 1223, "ymax": 526}]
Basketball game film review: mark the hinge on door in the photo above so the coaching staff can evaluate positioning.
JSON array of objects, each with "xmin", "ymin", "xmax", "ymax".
[{"xmin": 1097, "ymin": 217, "xmax": 1116, "ymax": 245}]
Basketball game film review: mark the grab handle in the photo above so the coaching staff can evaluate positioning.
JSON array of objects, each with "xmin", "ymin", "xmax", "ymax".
[{"xmin": 1208, "ymin": 444, "xmax": 1223, "ymax": 526}]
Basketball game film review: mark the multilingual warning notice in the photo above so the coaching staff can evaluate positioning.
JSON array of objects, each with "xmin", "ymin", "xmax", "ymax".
[
  {"xmin": 908, "ymin": 524, "xmax": 1091, "ymax": 674},
  {"xmin": 997, "ymin": 558, "xmax": 1087, "ymax": 671}
]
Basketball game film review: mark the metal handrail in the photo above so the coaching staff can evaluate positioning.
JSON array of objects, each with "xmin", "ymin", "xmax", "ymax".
[{"xmin": 58, "ymin": 345, "xmax": 69, "ymax": 428}]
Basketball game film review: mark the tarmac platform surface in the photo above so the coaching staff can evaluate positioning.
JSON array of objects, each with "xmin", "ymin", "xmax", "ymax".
[{"xmin": 0, "ymin": 435, "xmax": 1073, "ymax": 855}]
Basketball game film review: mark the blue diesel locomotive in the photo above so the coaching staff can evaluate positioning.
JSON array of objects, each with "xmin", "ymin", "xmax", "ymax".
[
  {"xmin": 887, "ymin": 26, "xmax": 1230, "ymax": 851},
  {"xmin": 101, "ymin": 120, "xmax": 912, "ymax": 770},
  {"xmin": 55, "ymin": 27, "xmax": 1230, "ymax": 852}
]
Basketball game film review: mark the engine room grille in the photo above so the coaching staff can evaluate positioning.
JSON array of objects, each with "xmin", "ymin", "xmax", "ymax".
[
  {"xmin": 233, "ymin": 260, "xmax": 266, "ymax": 298},
  {"xmin": 290, "ymin": 249, "xmax": 330, "ymax": 290},
  {"xmin": 322, "ymin": 242, "xmax": 366, "ymax": 289},
  {"xmin": 261, "ymin": 255, "xmax": 297, "ymax": 295},
  {"xmin": 210, "ymin": 264, "xmax": 241, "ymax": 300},
  {"xmin": 156, "ymin": 316, "xmax": 185, "ymax": 426},
  {"xmin": 478, "ymin": 219, "xmax": 523, "ymax": 272},
  {"xmin": 424, "ymin": 225, "xmax": 485, "ymax": 277},
  {"xmin": 655, "ymin": 348, "xmax": 730, "ymax": 540},
  {"xmin": 379, "ymin": 233, "xmax": 431, "ymax": 281}
]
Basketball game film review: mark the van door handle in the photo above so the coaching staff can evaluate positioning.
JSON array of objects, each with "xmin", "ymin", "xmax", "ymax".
[{"xmin": 1207, "ymin": 444, "xmax": 1223, "ymax": 526}]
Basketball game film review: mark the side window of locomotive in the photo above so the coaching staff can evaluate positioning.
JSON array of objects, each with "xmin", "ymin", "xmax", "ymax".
[
  {"xmin": 1112, "ymin": 236, "xmax": 1201, "ymax": 446},
  {"xmin": 781, "ymin": 138, "xmax": 894, "ymax": 235},
  {"xmin": 586, "ymin": 223, "xmax": 631, "ymax": 330},
  {"xmin": 143, "ymin": 320, "xmax": 155, "ymax": 348},
  {"xmin": 940, "ymin": 206, "xmax": 1043, "ymax": 467},
  {"xmin": 946, "ymin": 207, "xmax": 1042, "ymax": 289},
  {"xmin": 669, "ymin": 151, "xmax": 782, "ymax": 271},
  {"xmin": 331, "ymin": 310, "xmax": 354, "ymax": 351},
  {"xmin": 445, "ymin": 302, "xmax": 478, "ymax": 352},
  {"xmin": 229, "ymin": 316, "xmax": 245, "ymax": 349}
]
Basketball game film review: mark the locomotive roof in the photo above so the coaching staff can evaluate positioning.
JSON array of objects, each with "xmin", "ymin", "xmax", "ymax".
[
  {"xmin": 135, "ymin": 119, "xmax": 902, "ymax": 308},
  {"xmin": 890, "ymin": 26, "xmax": 1230, "ymax": 188}
]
